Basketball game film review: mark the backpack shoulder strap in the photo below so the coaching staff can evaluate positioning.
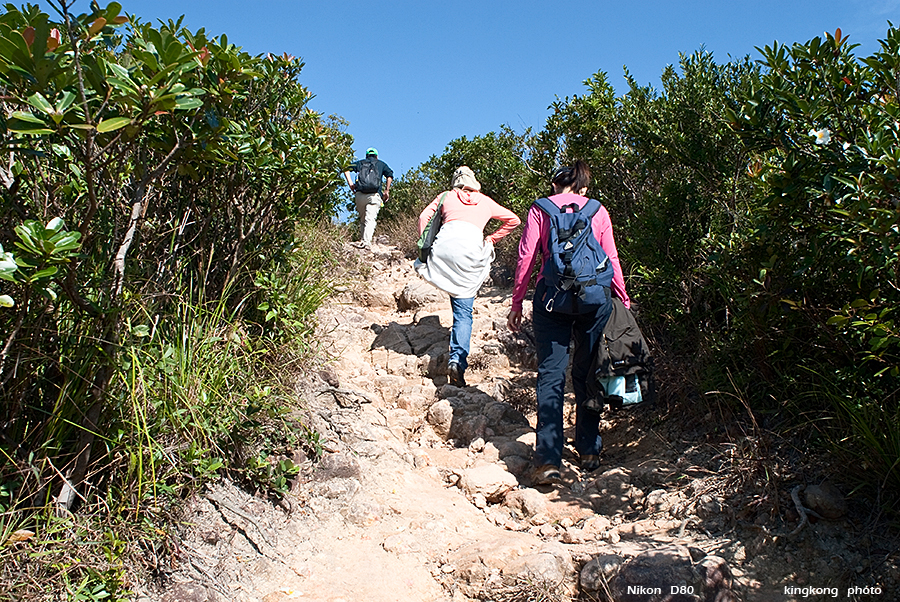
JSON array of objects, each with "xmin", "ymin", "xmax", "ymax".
[
  {"xmin": 534, "ymin": 196, "xmax": 602, "ymax": 218},
  {"xmin": 582, "ymin": 198, "xmax": 602, "ymax": 218},
  {"xmin": 532, "ymin": 197, "xmax": 557, "ymax": 216}
]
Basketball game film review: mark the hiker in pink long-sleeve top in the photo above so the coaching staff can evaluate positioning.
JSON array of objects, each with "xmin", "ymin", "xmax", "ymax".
[
  {"xmin": 415, "ymin": 166, "xmax": 520, "ymax": 387},
  {"xmin": 507, "ymin": 161, "xmax": 629, "ymax": 486}
]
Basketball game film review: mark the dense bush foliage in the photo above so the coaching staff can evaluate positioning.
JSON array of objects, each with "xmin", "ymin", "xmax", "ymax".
[
  {"xmin": 0, "ymin": 2, "xmax": 351, "ymax": 598},
  {"xmin": 727, "ymin": 28, "xmax": 899, "ymax": 492},
  {"xmin": 389, "ymin": 31, "xmax": 900, "ymax": 503}
]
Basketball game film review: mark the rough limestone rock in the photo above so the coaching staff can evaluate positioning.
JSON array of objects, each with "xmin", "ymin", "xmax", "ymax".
[
  {"xmin": 492, "ymin": 437, "xmax": 533, "ymax": 460},
  {"xmin": 458, "ymin": 464, "xmax": 518, "ymax": 503},
  {"xmin": 698, "ymin": 556, "xmax": 736, "ymax": 601},
  {"xmin": 804, "ymin": 482, "xmax": 847, "ymax": 519},
  {"xmin": 503, "ymin": 488, "xmax": 548, "ymax": 519},
  {"xmin": 396, "ymin": 391, "xmax": 431, "ymax": 414},
  {"xmin": 426, "ymin": 399, "xmax": 454, "ymax": 437},
  {"xmin": 370, "ymin": 322, "xmax": 413, "ymax": 355},
  {"xmin": 382, "ymin": 532, "xmax": 421, "ymax": 554},
  {"xmin": 445, "ymin": 534, "xmax": 537, "ymax": 597},
  {"xmin": 408, "ymin": 315, "xmax": 448, "ymax": 355},
  {"xmin": 374, "ymin": 374, "xmax": 408, "ymax": 403},
  {"xmin": 161, "ymin": 583, "xmax": 217, "ymax": 602},
  {"xmin": 644, "ymin": 488, "xmax": 672, "ymax": 514},
  {"xmin": 498, "ymin": 542, "xmax": 576, "ymax": 596},
  {"xmin": 396, "ymin": 281, "xmax": 447, "ymax": 311},
  {"xmin": 364, "ymin": 288, "xmax": 396, "ymax": 308},
  {"xmin": 588, "ymin": 467, "xmax": 643, "ymax": 514},
  {"xmin": 501, "ymin": 455, "xmax": 529, "ymax": 476},
  {"xmin": 610, "ymin": 545, "xmax": 697, "ymax": 601},
  {"xmin": 580, "ymin": 554, "xmax": 625, "ymax": 592},
  {"xmin": 315, "ymin": 451, "xmax": 361, "ymax": 480}
]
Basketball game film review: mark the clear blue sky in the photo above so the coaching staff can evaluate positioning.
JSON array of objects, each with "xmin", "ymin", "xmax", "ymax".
[{"xmin": 33, "ymin": 0, "xmax": 900, "ymax": 176}]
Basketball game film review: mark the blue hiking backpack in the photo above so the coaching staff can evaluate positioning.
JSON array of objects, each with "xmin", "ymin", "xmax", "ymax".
[{"xmin": 533, "ymin": 197, "xmax": 614, "ymax": 314}]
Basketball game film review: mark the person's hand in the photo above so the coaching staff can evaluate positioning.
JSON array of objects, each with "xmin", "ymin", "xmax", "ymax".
[
  {"xmin": 349, "ymin": 183, "xmax": 356, "ymax": 192},
  {"xmin": 507, "ymin": 309, "xmax": 522, "ymax": 332},
  {"xmin": 382, "ymin": 192, "xmax": 389, "ymax": 201}
]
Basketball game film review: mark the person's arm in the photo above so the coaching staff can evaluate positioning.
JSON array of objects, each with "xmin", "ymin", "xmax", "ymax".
[
  {"xmin": 417, "ymin": 193, "xmax": 444, "ymax": 235},
  {"xmin": 594, "ymin": 207, "xmax": 631, "ymax": 309},
  {"xmin": 508, "ymin": 206, "xmax": 543, "ymax": 326},
  {"xmin": 343, "ymin": 161, "xmax": 358, "ymax": 191},
  {"xmin": 381, "ymin": 162, "xmax": 394, "ymax": 200},
  {"xmin": 485, "ymin": 201, "xmax": 521, "ymax": 245}
]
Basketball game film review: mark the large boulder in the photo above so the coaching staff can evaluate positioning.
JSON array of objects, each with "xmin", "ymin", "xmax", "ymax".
[
  {"xmin": 458, "ymin": 464, "xmax": 518, "ymax": 503},
  {"xmin": 396, "ymin": 281, "xmax": 447, "ymax": 311},
  {"xmin": 610, "ymin": 546, "xmax": 696, "ymax": 601},
  {"xmin": 370, "ymin": 322, "xmax": 413, "ymax": 354},
  {"xmin": 426, "ymin": 399, "xmax": 453, "ymax": 437},
  {"xmin": 503, "ymin": 489, "xmax": 548, "ymax": 520},
  {"xmin": 599, "ymin": 546, "xmax": 738, "ymax": 602}
]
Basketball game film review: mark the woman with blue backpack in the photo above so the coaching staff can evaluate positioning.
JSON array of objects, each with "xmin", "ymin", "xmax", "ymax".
[{"xmin": 507, "ymin": 161, "xmax": 630, "ymax": 485}]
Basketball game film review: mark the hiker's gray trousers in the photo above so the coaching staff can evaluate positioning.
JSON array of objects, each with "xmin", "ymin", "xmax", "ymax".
[{"xmin": 355, "ymin": 191, "xmax": 382, "ymax": 245}]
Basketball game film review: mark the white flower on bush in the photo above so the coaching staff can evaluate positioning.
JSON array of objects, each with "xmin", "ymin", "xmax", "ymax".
[
  {"xmin": 0, "ymin": 248, "xmax": 16, "ymax": 278},
  {"xmin": 0, "ymin": 244, "xmax": 17, "ymax": 308},
  {"xmin": 809, "ymin": 128, "xmax": 831, "ymax": 145}
]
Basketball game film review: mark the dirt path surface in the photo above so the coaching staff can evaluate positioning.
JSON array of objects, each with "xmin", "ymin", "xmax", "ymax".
[{"xmin": 142, "ymin": 240, "xmax": 899, "ymax": 602}]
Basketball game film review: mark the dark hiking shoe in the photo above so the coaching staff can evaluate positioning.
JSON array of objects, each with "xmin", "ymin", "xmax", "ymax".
[
  {"xmin": 448, "ymin": 362, "xmax": 466, "ymax": 387},
  {"xmin": 531, "ymin": 464, "xmax": 562, "ymax": 486},
  {"xmin": 580, "ymin": 454, "xmax": 601, "ymax": 472}
]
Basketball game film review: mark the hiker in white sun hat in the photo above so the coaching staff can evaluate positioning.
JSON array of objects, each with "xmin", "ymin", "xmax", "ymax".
[{"xmin": 415, "ymin": 166, "xmax": 520, "ymax": 387}]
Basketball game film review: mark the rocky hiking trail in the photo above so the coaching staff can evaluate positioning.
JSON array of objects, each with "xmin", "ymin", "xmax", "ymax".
[{"xmin": 146, "ymin": 240, "xmax": 899, "ymax": 602}]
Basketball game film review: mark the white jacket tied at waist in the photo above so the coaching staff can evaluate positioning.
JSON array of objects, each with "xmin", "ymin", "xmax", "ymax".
[{"xmin": 415, "ymin": 220, "xmax": 495, "ymax": 299}]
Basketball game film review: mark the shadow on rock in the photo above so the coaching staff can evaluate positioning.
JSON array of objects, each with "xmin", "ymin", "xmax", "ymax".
[{"xmin": 370, "ymin": 315, "xmax": 451, "ymax": 380}]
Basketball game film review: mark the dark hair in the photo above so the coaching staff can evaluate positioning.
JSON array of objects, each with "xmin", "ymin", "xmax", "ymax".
[{"xmin": 550, "ymin": 160, "xmax": 591, "ymax": 194}]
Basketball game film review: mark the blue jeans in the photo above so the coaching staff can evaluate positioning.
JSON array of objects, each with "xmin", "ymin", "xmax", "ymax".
[
  {"xmin": 532, "ymin": 282, "xmax": 612, "ymax": 467},
  {"xmin": 449, "ymin": 296, "xmax": 474, "ymax": 372}
]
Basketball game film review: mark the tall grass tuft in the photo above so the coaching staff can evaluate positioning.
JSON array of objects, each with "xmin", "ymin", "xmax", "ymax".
[
  {"xmin": 0, "ymin": 222, "xmax": 339, "ymax": 601},
  {"xmin": 795, "ymin": 367, "xmax": 900, "ymax": 512}
]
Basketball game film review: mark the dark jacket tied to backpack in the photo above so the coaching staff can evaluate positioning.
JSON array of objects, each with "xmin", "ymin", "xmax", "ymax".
[{"xmin": 587, "ymin": 297, "xmax": 656, "ymax": 411}]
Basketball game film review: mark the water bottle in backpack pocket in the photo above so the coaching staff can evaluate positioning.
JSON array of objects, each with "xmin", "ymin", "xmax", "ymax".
[{"xmin": 533, "ymin": 197, "xmax": 614, "ymax": 314}]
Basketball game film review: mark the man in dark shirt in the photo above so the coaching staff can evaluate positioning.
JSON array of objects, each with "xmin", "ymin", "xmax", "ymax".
[{"xmin": 343, "ymin": 148, "xmax": 393, "ymax": 248}]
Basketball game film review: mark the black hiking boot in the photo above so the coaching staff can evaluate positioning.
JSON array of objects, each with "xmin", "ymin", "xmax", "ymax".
[{"xmin": 448, "ymin": 362, "xmax": 466, "ymax": 387}]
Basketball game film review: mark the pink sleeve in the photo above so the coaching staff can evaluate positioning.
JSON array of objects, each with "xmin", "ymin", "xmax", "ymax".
[
  {"xmin": 417, "ymin": 193, "xmax": 443, "ymax": 235},
  {"xmin": 485, "ymin": 200, "xmax": 521, "ymax": 244},
  {"xmin": 593, "ymin": 207, "xmax": 630, "ymax": 309},
  {"xmin": 511, "ymin": 206, "xmax": 545, "ymax": 312}
]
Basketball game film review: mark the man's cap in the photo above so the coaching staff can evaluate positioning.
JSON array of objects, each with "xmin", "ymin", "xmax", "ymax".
[{"xmin": 366, "ymin": 147, "xmax": 378, "ymax": 156}]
